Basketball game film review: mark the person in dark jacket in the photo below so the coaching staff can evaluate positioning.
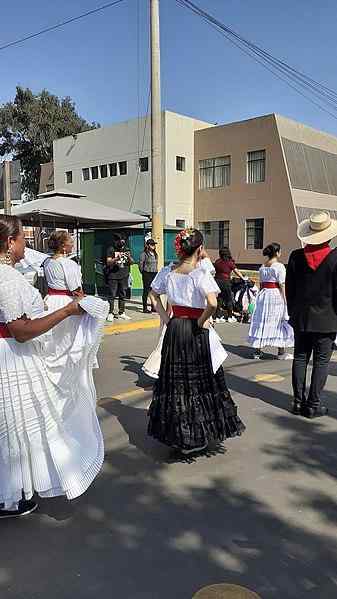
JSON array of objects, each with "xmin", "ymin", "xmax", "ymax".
[
  {"xmin": 105, "ymin": 237, "xmax": 133, "ymax": 322},
  {"xmin": 139, "ymin": 239, "xmax": 158, "ymax": 313},
  {"xmin": 286, "ymin": 211, "xmax": 337, "ymax": 418}
]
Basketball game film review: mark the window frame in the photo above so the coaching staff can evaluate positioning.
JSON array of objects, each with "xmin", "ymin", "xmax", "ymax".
[
  {"xmin": 245, "ymin": 218, "xmax": 264, "ymax": 250},
  {"xmin": 246, "ymin": 150, "xmax": 266, "ymax": 184},
  {"xmin": 109, "ymin": 163, "xmax": 117, "ymax": 177},
  {"xmin": 99, "ymin": 164, "xmax": 108, "ymax": 178},
  {"xmin": 82, "ymin": 167, "xmax": 90, "ymax": 182},
  {"xmin": 139, "ymin": 157, "xmax": 149, "ymax": 173},
  {"xmin": 176, "ymin": 156, "xmax": 186, "ymax": 172},
  {"xmin": 199, "ymin": 156, "xmax": 231, "ymax": 190},
  {"xmin": 65, "ymin": 171, "xmax": 73, "ymax": 184},
  {"xmin": 91, "ymin": 166, "xmax": 99, "ymax": 180},
  {"xmin": 118, "ymin": 161, "xmax": 128, "ymax": 176}
]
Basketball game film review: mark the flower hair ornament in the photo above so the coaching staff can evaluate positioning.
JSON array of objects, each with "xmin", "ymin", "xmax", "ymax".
[{"xmin": 174, "ymin": 228, "xmax": 195, "ymax": 258}]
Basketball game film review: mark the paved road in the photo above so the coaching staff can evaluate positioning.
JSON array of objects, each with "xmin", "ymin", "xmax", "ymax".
[{"xmin": 2, "ymin": 323, "xmax": 337, "ymax": 599}]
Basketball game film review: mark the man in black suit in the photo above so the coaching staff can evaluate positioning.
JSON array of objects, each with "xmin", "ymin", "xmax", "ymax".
[{"xmin": 286, "ymin": 211, "xmax": 337, "ymax": 418}]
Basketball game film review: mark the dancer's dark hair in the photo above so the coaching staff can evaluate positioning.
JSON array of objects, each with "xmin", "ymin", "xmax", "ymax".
[
  {"xmin": 263, "ymin": 242, "xmax": 281, "ymax": 259},
  {"xmin": 175, "ymin": 228, "xmax": 204, "ymax": 258},
  {"xmin": 0, "ymin": 216, "xmax": 21, "ymax": 252},
  {"xmin": 219, "ymin": 247, "xmax": 232, "ymax": 261}
]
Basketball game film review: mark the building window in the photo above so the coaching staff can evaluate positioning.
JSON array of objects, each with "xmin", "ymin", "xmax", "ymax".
[
  {"xmin": 176, "ymin": 219, "xmax": 186, "ymax": 228},
  {"xmin": 199, "ymin": 156, "xmax": 231, "ymax": 190},
  {"xmin": 109, "ymin": 163, "xmax": 117, "ymax": 177},
  {"xmin": 176, "ymin": 156, "xmax": 186, "ymax": 172},
  {"xmin": 246, "ymin": 218, "xmax": 264, "ymax": 249},
  {"xmin": 91, "ymin": 166, "xmax": 99, "ymax": 180},
  {"xmin": 199, "ymin": 221, "xmax": 229, "ymax": 249},
  {"xmin": 119, "ymin": 161, "xmax": 127, "ymax": 176},
  {"xmin": 219, "ymin": 221, "xmax": 230, "ymax": 248},
  {"xmin": 139, "ymin": 157, "xmax": 149, "ymax": 172},
  {"xmin": 82, "ymin": 168, "xmax": 90, "ymax": 181},
  {"xmin": 65, "ymin": 171, "xmax": 72, "ymax": 184},
  {"xmin": 247, "ymin": 150, "xmax": 266, "ymax": 183},
  {"xmin": 100, "ymin": 164, "xmax": 108, "ymax": 178}
]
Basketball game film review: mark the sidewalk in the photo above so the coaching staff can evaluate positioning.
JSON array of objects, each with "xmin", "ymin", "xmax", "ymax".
[{"xmin": 104, "ymin": 298, "xmax": 160, "ymax": 335}]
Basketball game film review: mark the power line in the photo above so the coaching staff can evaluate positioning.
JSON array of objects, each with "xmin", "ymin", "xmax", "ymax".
[
  {"xmin": 176, "ymin": 0, "xmax": 337, "ymax": 122},
  {"xmin": 0, "ymin": 0, "xmax": 125, "ymax": 53}
]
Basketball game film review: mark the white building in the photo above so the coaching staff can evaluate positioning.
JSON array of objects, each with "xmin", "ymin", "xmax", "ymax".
[{"xmin": 52, "ymin": 111, "xmax": 213, "ymax": 228}]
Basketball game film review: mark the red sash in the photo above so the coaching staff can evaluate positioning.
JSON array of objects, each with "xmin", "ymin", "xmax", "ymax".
[
  {"xmin": 172, "ymin": 306, "xmax": 204, "ymax": 319},
  {"xmin": 260, "ymin": 282, "xmax": 280, "ymax": 289},
  {"xmin": 48, "ymin": 288, "xmax": 73, "ymax": 297},
  {"xmin": 0, "ymin": 323, "xmax": 12, "ymax": 338}
]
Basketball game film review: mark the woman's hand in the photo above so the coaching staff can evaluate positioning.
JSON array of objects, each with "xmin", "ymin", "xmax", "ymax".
[
  {"xmin": 197, "ymin": 317, "xmax": 210, "ymax": 329},
  {"xmin": 65, "ymin": 300, "xmax": 84, "ymax": 317}
]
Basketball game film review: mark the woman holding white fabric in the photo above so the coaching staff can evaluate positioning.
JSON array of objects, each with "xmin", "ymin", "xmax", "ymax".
[
  {"xmin": 42, "ymin": 231, "xmax": 108, "ymax": 390},
  {"xmin": 0, "ymin": 216, "xmax": 105, "ymax": 519},
  {"xmin": 148, "ymin": 228, "xmax": 245, "ymax": 455}
]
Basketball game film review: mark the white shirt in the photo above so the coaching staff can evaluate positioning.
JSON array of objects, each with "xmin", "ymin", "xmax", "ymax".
[
  {"xmin": 44, "ymin": 257, "xmax": 82, "ymax": 292},
  {"xmin": 259, "ymin": 261, "xmax": 286, "ymax": 284},
  {"xmin": 152, "ymin": 266, "xmax": 220, "ymax": 309}
]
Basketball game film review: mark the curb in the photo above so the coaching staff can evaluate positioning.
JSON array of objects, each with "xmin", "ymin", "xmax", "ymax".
[{"xmin": 104, "ymin": 317, "xmax": 160, "ymax": 335}]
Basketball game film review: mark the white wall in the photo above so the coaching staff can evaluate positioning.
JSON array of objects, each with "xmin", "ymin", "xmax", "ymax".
[{"xmin": 53, "ymin": 111, "xmax": 213, "ymax": 226}]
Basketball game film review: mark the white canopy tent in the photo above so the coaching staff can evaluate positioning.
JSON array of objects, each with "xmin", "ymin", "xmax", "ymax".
[{"xmin": 9, "ymin": 189, "xmax": 148, "ymax": 229}]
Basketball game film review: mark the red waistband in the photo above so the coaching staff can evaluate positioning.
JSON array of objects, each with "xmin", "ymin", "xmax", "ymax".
[
  {"xmin": 48, "ymin": 288, "xmax": 73, "ymax": 297},
  {"xmin": 0, "ymin": 323, "xmax": 12, "ymax": 338},
  {"xmin": 172, "ymin": 306, "xmax": 204, "ymax": 319},
  {"xmin": 260, "ymin": 282, "xmax": 280, "ymax": 289}
]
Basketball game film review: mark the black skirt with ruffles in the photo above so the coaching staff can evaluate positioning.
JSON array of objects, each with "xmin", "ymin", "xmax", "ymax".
[{"xmin": 148, "ymin": 317, "xmax": 245, "ymax": 451}]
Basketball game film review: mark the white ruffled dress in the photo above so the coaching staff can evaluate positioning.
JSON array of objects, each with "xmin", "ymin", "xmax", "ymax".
[
  {"xmin": 248, "ymin": 262, "xmax": 294, "ymax": 348},
  {"xmin": 142, "ymin": 264, "xmax": 227, "ymax": 379},
  {"xmin": 0, "ymin": 264, "xmax": 107, "ymax": 509}
]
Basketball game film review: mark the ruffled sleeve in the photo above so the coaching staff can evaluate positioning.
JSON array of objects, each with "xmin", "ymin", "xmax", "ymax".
[
  {"xmin": 151, "ymin": 266, "xmax": 171, "ymax": 295},
  {"xmin": 274, "ymin": 263, "xmax": 286, "ymax": 285},
  {"xmin": 0, "ymin": 278, "xmax": 33, "ymax": 323},
  {"xmin": 195, "ymin": 270, "xmax": 220, "ymax": 297},
  {"xmin": 63, "ymin": 259, "xmax": 83, "ymax": 291}
]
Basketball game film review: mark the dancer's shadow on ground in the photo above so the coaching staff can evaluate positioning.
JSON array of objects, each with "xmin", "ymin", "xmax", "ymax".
[
  {"xmin": 101, "ymin": 398, "xmax": 169, "ymax": 462},
  {"xmin": 119, "ymin": 354, "xmax": 154, "ymax": 389},
  {"xmin": 101, "ymin": 398, "xmax": 226, "ymax": 464},
  {"xmin": 223, "ymin": 342, "xmax": 279, "ymax": 361}
]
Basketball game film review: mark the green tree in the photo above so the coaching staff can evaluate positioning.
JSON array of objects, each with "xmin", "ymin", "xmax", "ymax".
[{"xmin": 0, "ymin": 86, "xmax": 99, "ymax": 198}]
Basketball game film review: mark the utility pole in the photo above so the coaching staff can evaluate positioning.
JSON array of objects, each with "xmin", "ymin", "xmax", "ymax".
[
  {"xmin": 3, "ymin": 161, "xmax": 11, "ymax": 216},
  {"xmin": 150, "ymin": 0, "xmax": 164, "ymax": 268}
]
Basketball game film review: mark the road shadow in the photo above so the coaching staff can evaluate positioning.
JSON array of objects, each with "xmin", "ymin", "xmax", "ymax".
[
  {"xmin": 223, "ymin": 343, "xmax": 278, "ymax": 361},
  {"xmin": 3, "ymin": 436, "xmax": 337, "ymax": 599},
  {"xmin": 262, "ymin": 410, "xmax": 337, "ymax": 481},
  {"xmin": 119, "ymin": 354, "xmax": 155, "ymax": 389}
]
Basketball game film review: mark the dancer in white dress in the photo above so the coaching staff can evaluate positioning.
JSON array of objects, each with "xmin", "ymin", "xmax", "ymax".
[
  {"xmin": 0, "ymin": 217, "xmax": 105, "ymax": 518},
  {"xmin": 142, "ymin": 251, "xmax": 215, "ymax": 379},
  {"xmin": 41, "ymin": 231, "xmax": 108, "ymax": 390},
  {"xmin": 248, "ymin": 243, "xmax": 294, "ymax": 359},
  {"xmin": 148, "ymin": 228, "xmax": 245, "ymax": 455}
]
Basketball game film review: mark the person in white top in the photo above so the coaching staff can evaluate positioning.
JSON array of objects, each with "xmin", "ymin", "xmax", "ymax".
[
  {"xmin": 41, "ymin": 231, "xmax": 108, "ymax": 391},
  {"xmin": 148, "ymin": 228, "xmax": 245, "ymax": 456},
  {"xmin": 0, "ymin": 216, "xmax": 105, "ymax": 519},
  {"xmin": 248, "ymin": 242, "xmax": 294, "ymax": 360}
]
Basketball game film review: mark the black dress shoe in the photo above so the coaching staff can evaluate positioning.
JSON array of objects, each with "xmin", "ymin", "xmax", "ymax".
[
  {"xmin": 0, "ymin": 499, "xmax": 38, "ymax": 519},
  {"xmin": 303, "ymin": 405, "xmax": 329, "ymax": 419},
  {"xmin": 292, "ymin": 401, "xmax": 304, "ymax": 415}
]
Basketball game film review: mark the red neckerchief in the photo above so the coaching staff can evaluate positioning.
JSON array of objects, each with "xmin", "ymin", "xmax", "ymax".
[{"xmin": 304, "ymin": 242, "xmax": 332, "ymax": 270}]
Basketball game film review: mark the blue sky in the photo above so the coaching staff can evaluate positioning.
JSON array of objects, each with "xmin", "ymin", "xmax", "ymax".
[{"xmin": 2, "ymin": 0, "xmax": 337, "ymax": 134}]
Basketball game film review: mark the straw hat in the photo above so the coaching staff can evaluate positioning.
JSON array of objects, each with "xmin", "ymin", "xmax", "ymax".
[{"xmin": 297, "ymin": 211, "xmax": 337, "ymax": 245}]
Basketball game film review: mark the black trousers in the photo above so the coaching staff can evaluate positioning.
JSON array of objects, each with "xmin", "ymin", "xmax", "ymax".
[
  {"xmin": 215, "ymin": 279, "xmax": 233, "ymax": 318},
  {"xmin": 142, "ymin": 271, "xmax": 157, "ymax": 310},
  {"xmin": 292, "ymin": 331, "xmax": 336, "ymax": 407},
  {"xmin": 107, "ymin": 277, "xmax": 129, "ymax": 314}
]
